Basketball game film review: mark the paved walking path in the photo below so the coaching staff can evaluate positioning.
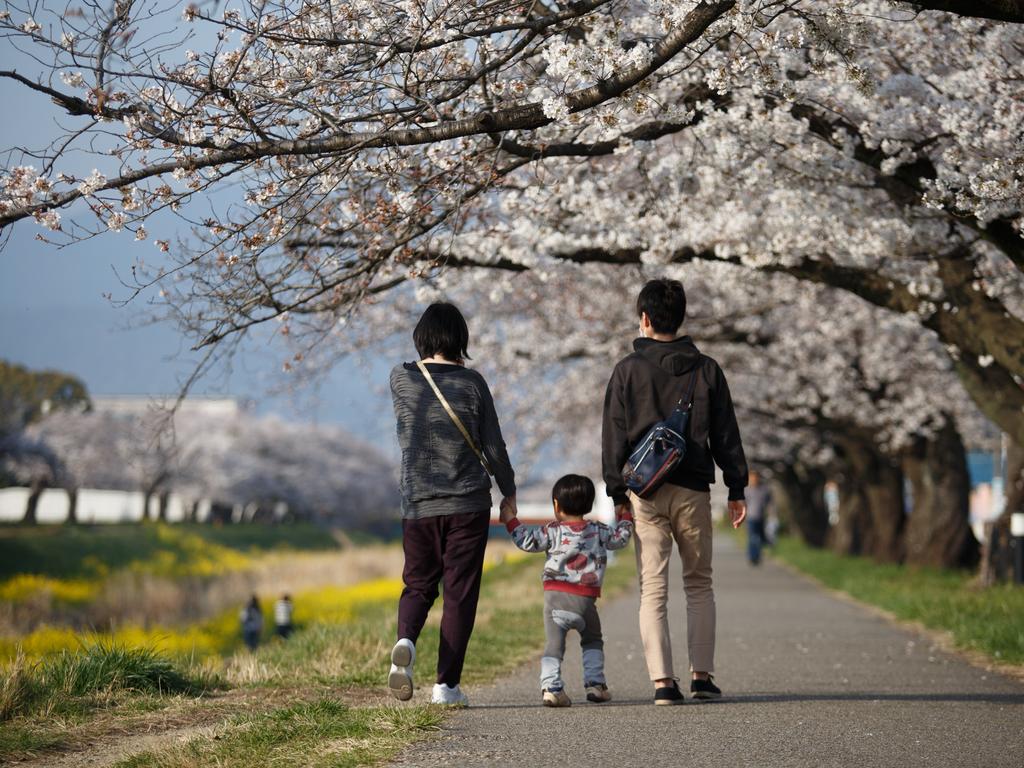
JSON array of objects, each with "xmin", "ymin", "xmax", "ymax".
[{"xmin": 393, "ymin": 535, "xmax": 1024, "ymax": 767}]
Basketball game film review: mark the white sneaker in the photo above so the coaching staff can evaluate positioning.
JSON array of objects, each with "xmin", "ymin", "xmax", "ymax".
[
  {"xmin": 388, "ymin": 639, "xmax": 415, "ymax": 701},
  {"xmin": 431, "ymin": 683, "xmax": 469, "ymax": 707}
]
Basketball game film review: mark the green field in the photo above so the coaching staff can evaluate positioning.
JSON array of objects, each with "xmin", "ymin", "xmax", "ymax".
[
  {"xmin": 0, "ymin": 522, "xmax": 347, "ymax": 580},
  {"xmin": 767, "ymin": 534, "xmax": 1024, "ymax": 666},
  {"xmin": 0, "ymin": 532, "xmax": 639, "ymax": 766}
]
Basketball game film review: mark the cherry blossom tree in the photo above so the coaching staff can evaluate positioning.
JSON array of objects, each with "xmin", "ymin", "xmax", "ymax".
[
  {"xmin": 402, "ymin": 261, "xmax": 989, "ymax": 566},
  {"xmin": 1, "ymin": 2, "xmax": 1021, "ymax": 560},
  {"xmin": 5, "ymin": 407, "xmax": 400, "ymax": 525}
]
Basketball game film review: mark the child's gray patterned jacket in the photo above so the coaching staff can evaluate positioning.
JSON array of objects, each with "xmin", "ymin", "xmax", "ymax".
[{"xmin": 505, "ymin": 513, "xmax": 634, "ymax": 597}]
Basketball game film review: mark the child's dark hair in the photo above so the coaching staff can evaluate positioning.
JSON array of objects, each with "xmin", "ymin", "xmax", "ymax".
[
  {"xmin": 552, "ymin": 474, "xmax": 596, "ymax": 517},
  {"xmin": 413, "ymin": 302, "xmax": 470, "ymax": 362},
  {"xmin": 636, "ymin": 278, "xmax": 687, "ymax": 334}
]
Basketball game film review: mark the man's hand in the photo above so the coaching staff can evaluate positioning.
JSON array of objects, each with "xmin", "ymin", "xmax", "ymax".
[
  {"xmin": 728, "ymin": 500, "xmax": 747, "ymax": 529},
  {"xmin": 499, "ymin": 496, "xmax": 517, "ymax": 524},
  {"xmin": 614, "ymin": 503, "xmax": 631, "ymax": 521}
]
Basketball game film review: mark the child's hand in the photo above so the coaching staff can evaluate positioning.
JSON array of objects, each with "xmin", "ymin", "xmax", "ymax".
[
  {"xmin": 499, "ymin": 496, "xmax": 517, "ymax": 524},
  {"xmin": 614, "ymin": 503, "xmax": 632, "ymax": 521}
]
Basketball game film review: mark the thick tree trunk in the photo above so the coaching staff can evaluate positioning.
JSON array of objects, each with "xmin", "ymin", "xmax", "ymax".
[
  {"xmin": 830, "ymin": 462, "xmax": 869, "ymax": 557},
  {"xmin": 902, "ymin": 421, "xmax": 978, "ymax": 568},
  {"xmin": 773, "ymin": 462, "xmax": 830, "ymax": 547},
  {"xmin": 24, "ymin": 478, "xmax": 43, "ymax": 525},
  {"xmin": 1004, "ymin": 439, "xmax": 1024, "ymax": 521},
  {"xmin": 910, "ymin": 2, "xmax": 1024, "ymax": 24},
  {"xmin": 66, "ymin": 487, "xmax": 79, "ymax": 525},
  {"xmin": 831, "ymin": 436, "xmax": 905, "ymax": 562},
  {"xmin": 981, "ymin": 439, "xmax": 1024, "ymax": 583}
]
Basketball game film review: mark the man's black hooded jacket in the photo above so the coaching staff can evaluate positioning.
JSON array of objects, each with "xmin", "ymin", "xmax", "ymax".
[{"xmin": 602, "ymin": 336, "xmax": 748, "ymax": 506}]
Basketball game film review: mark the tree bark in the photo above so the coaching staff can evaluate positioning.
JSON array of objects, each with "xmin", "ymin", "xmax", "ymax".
[
  {"xmin": 831, "ymin": 436, "xmax": 906, "ymax": 562},
  {"xmin": 830, "ymin": 471, "xmax": 869, "ymax": 557},
  {"xmin": 24, "ymin": 478, "xmax": 43, "ymax": 525},
  {"xmin": 909, "ymin": 1, "xmax": 1024, "ymax": 23},
  {"xmin": 66, "ymin": 487, "xmax": 79, "ymax": 525},
  {"xmin": 772, "ymin": 462, "xmax": 830, "ymax": 547},
  {"xmin": 1004, "ymin": 439, "xmax": 1024, "ymax": 521},
  {"xmin": 901, "ymin": 421, "xmax": 978, "ymax": 568},
  {"xmin": 979, "ymin": 439, "xmax": 1024, "ymax": 583}
]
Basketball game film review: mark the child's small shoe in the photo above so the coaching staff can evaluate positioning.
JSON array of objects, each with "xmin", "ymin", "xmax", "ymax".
[
  {"xmin": 542, "ymin": 686, "xmax": 572, "ymax": 707},
  {"xmin": 585, "ymin": 683, "xmax": 611, "ymax": 703}
]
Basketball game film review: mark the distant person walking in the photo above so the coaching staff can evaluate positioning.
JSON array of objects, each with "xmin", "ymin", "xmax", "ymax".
[
  {"xmin": 275, "ymin": 594, "xmax": 294, "ymax": 639},
  {"xmin": 602, "ymin": 278, "xmax": 748, "ymax": 704},
  {"xmin": 388, "ymin": 302, "xmax": 517, "ymax": 707},
  {"xmin": 745, "ymin": 471, "xmax": 773, "ymax": 566},
  {"xmin": 240, "ymin": 595, "xmax": 263, "ymax": 651}
]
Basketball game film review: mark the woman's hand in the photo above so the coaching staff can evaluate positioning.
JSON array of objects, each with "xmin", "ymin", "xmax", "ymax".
[{"xmin": 499, "ymin": 495, "xmax": 517, "ymax": 524}]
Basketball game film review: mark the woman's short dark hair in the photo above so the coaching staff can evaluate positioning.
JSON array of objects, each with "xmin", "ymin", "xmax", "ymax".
[
  {"xmin": 636, "ymin": 279, "xmax": 687, "ymax": 334},
  {"xmin": 552, "ymin": 474, "xmax": 596, "ymax": 517},
  {"xmin": 413, "ymin": 303, "xmax": 470, "ymax": 362}
]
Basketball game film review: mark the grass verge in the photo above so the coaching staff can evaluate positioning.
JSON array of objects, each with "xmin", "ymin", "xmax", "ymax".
[
  {"xmin": 0, "ymin": 643, "xmax": 221, "ymax": 722},
  {"xmin": 767, "ymin": 534, "xmax": 1024, "ymax": 666},
  {"xmin": 1, "ymin": 543, "xmax": 638, "ymax": 766},
  {"xmin": 113, "ymin": 699, "xmax": 444, "ymax": 768}
]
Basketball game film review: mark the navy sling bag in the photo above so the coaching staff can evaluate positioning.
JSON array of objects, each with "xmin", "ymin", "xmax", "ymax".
[{"xmin": 621, "ymin": 368, "xmax": 699, "ymax": 499}]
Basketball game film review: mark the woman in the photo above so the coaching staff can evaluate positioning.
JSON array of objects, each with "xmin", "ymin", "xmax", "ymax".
[
  {"xmin": 388, "ymin": 302, "xmax": 517, "ymax": 706},
  {"xmin": 240, "ymin": 595, "xmax": 263, "ymax": 651}
]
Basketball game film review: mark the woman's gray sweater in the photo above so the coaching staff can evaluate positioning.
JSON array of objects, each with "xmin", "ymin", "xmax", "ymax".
[{"xmin": 390, "ymin": 362, "xmax": 516, "ymax": 519}]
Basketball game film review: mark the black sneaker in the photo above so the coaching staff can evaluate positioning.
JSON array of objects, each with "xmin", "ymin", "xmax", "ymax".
[
  {"xmin": 654, "ymin": 681, "xmax": 686, "ymax": 706},
  {"xmin": 585, "ymin": 683, "xmax": 611, "ymax": 703},
  {"xmin": 691, "ymin": 676, "xmax": 722, "ymax": 700}
]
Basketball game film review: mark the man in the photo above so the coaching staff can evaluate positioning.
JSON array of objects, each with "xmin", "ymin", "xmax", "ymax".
[
  {"xmin": 602, "ymin": 278, "xmax": 748, "ymax": 705},
  {"xmin": 745, "ymin": 470, "xmax": 773, "ymax": 566}
]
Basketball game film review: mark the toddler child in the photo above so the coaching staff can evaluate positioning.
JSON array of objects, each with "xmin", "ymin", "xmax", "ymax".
[{"xmin": 499, "ymin": 473, "xmax": 633, "ymax": 707}]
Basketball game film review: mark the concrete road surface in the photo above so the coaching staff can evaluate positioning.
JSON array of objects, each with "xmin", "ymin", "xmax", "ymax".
[{"xmin": 392, "ymin": 534, "xmax": 1024, "ymax": 767}]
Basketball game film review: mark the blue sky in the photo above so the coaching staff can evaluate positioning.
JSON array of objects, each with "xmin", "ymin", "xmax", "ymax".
[{"xmin": 0, "ymin": 33, "xmax": 397, "ymax": 444}]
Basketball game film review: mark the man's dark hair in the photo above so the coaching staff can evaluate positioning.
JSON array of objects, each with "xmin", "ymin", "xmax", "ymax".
[
  {"xmin": 636, "ymin": 279, "xmax": 687, "ymax": 334},
  {"xmin": 552, "ymin": 474, "xmax": 596, "ymax": 517},
  {"xmin": 413, "ymin": 303, "xmax": 470, "ymax": 362}
]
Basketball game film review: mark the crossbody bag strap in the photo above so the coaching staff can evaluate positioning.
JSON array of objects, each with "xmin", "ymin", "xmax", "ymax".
[
  {"xmin": 673, "ymin": 359, "xmax": 702, "ymax": 412},
  {"xmin": 416, "ymin": 360, "xmax": 493, "ymax": 476}
]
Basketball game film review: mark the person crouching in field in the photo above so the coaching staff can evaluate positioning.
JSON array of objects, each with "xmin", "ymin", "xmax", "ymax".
[{"xmin": 499, "ymin": 474, "xmax": 633, "ymax": 707}]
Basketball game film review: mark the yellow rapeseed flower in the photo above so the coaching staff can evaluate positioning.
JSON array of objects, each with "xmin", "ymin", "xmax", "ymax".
[{"xmin": 0, "ymin": 574, "xmax": 98, "ymax": 604}]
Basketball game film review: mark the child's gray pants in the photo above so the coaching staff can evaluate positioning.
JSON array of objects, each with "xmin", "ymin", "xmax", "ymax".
[{"xmin": 541, "ymin": 590, "xmax": 605, "ymax": 690}]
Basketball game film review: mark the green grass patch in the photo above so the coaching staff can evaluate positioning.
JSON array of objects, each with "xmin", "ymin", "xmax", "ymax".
[
  {"xmin": 113, "ymin": 699, "xmax": 443, "ymax": 768},
  {"xmin": 769, "ymin": 535, "xmax": 1024, "ymax": 665},
  {"xmin": 0, "ymin": 522, "xmax": 345, "ymax": 581},
  {"xmin": 0, "ymin": 643, "xmax": 222, "ymax": 723},
  {"xmin": 0, "ymin": 720, "xmax": 66, "ymax": 757}
]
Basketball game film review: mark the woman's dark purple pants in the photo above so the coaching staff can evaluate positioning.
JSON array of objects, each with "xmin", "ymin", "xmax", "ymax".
[{"xmin": 397, "ymin": 509, "xmax": 490, "ymax": 687}]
